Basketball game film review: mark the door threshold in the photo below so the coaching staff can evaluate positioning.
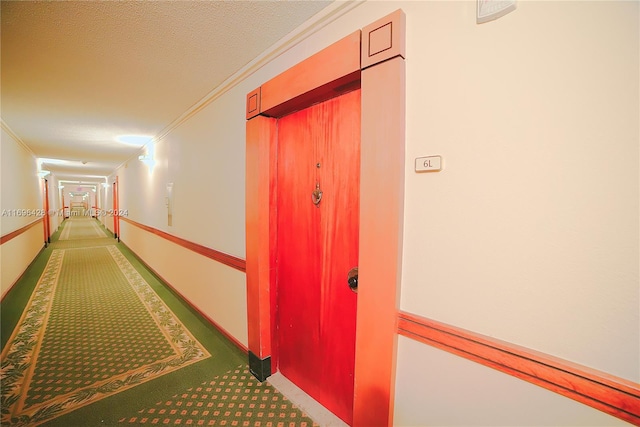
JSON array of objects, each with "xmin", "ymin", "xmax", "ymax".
[{"xmin": 267, "ymin": 372, "xmax": 349, "ymax": 427}]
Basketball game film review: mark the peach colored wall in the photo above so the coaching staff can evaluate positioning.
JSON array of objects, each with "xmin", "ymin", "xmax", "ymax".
[
  {"xmin": 112, "ymin": 1, "xmax": 638, "ymax": 425},
  {"xmin": 1, "ymin": 126, "xmax": 45, "ymax": 297}
]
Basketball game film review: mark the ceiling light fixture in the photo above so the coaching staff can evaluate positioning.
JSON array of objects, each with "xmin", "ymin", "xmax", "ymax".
[
  {"xmin": 138, "ymin": 154, "xmax": 156, "ymax": 173},
  {"xmin": 117, "ymin": 135, "xmax": 153, "ymax": 146}
]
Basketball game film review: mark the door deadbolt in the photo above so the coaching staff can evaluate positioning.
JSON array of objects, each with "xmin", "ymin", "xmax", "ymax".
[{"xmin": 347, "ymin": 267, "xmax": 358, "ymax": 293}]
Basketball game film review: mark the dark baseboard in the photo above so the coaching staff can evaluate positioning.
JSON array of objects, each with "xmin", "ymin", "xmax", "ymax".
[{"xmin": 248, "ymin": 351, "xmax": 271, "ymax": 382}]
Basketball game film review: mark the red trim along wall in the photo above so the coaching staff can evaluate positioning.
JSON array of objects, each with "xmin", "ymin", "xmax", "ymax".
[
  {"xmin": 398, "ymin": 311, "xmax": 640, "ymax": 425},
  {"xmin": 0, "ymin": 218, "xmax": 44, "ymax": 245},
  {"xmin": 119, "ymin": 217, "xmax": 246, "ymax": 272}
]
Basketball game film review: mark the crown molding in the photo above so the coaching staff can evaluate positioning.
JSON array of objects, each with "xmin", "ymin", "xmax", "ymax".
[
  {"xmin": 1, "ymin": 118, "xmax": 36, "ymax": 159},
  {"xmin": 114, "ymin": 0, "xmax": 365, "ymax": 175},
  {"xmin": 156, "ymin": 0, "xmax": 365, "ymax": 142}
]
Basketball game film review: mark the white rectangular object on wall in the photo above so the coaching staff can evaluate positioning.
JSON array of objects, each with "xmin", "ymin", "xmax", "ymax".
[
  {"xmin": 477, "ymin": 0, "xmax": 517, "ymax": 24},
  {"xmin": 166, "ymin": 182, "xmax": 174, "ymax": 227},
  {"xmin": 415, "ymin": 156, "xmax": 442, "ymax": 172}
]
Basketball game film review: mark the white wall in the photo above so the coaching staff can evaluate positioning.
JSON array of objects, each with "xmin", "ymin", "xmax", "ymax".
[
  {"xmin": 113, "ymin": 1, "xmax": 638, "ymax": 425},
  {"xmin": 398, "ymin": 0, "xmax": 638, "ymax": 424},
  {"xmin": 400, "ymin": 0, "xmax": 638, "ymax": 378},
  {"xmin": 1, "ymin": 125, "xmax": 45, "ymax": 297},
  {"xmin": 396, "ymin": 1, "xmax": 638, "ymax": 424}
]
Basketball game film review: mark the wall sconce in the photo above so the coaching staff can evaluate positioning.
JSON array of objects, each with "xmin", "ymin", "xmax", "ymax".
[
  {"xmin": 138, "ymin": 142, "xmax": 156, "ymax": 172},
  {"xmin": 138, "ymin": 154, "xmax": 156, "ymax": 172},
  {"xmin": 138, "ymin": 149, "xmax": 156, "ymax": 173}
]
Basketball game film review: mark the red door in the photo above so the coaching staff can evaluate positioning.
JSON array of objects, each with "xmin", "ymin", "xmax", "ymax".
[
  {"xmin": 276, "ymin": 89, "xmax": 360, "ymax": 425},
  {"xmin": 113, "ymin": 179, "xmax": 119, "ymax": 240},
  {"xmin": 43, "ymin": 178, "xmax": 51, "ymax": 244}
]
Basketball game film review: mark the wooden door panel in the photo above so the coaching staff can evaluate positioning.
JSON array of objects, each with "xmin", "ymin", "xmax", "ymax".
[
  {"xmin": 277, "ymin": 89, "xmax": 361, "ymax": 425},
  {"xmin": 316, "ymin": 89, "xmax": 360, "ymax": 423},
  {"xmin": 277, "ymin": 106, "xmax": 322, "ymax": 393}
]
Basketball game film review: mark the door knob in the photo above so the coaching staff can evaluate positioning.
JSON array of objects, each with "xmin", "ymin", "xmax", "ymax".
[{"xmin": 347, "ymin": 267, "xmax": 358, "ymax": 293}]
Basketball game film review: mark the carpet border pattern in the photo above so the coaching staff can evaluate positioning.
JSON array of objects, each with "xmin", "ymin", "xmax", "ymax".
[{"xmin": 1, "ymin": 245, "xmax": 211, "ymax": 426}]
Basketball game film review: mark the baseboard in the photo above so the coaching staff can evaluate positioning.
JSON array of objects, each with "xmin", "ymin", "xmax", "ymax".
[{"xmin": 248, "ymin": 351, "xmax": 272, "ymax": 382}]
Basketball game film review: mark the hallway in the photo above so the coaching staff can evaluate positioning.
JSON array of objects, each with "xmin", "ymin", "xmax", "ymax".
[
  {"xmin": 2, "ymin": 1, "xmax": 638, "ymax": 425},
  {"xmin": 1, "ymin": 217, "xmax": 320, "ymax": 427}
]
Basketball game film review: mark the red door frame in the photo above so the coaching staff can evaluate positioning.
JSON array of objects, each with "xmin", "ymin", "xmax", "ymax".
[
  {"xmin": 245, "ymin": 10, "xmax": 406, "ymax": 426},
  {"xmin": 113, "ymin": 177, "xmax": 120, "ymax": 240},
  {"xmin": 42, "ymin": 178, "xmax": 51, "ymax": 244}
]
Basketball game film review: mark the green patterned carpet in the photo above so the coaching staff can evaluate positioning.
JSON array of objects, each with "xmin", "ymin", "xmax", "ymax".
[
  {"xmin": 58, "ymin": 217, "xmax": 107, "ymax": 241},
  {"xmin": 1, "ymin": 218, "xmax": 317, "ymax": 427},
  {"xmin": 121, "ymin": 366, "xmax": 318, "ymax": 427}
]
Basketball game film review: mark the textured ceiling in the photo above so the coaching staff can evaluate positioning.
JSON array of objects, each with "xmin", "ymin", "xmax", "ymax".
[{"xmin": 1, "ymin": 0, "xmax": 332, "ymax": 182}]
